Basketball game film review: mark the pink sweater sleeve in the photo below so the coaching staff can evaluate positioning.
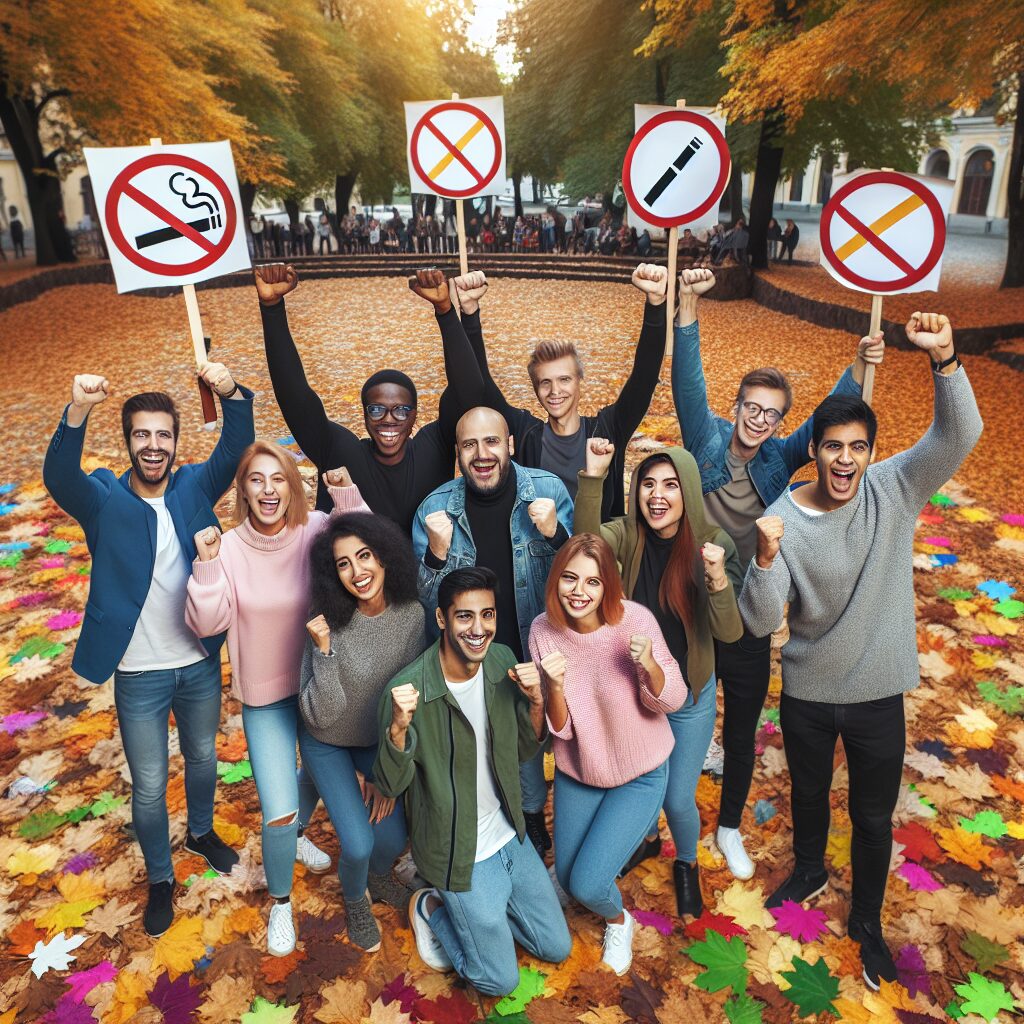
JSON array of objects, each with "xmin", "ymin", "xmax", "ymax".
[
  {"xmin": 634, "ymin": 606, "xmax": 688, "ymax": 714},
  {"xmin": 530, "ymin": 620, "xmax": 574, "ymax": 740},
  {"xmin": 186, "ymin": 555, "xmax": 235, "ymax": 639},
  {"xmin": 328, "ymin": 483, "xmax": 371, "ymax": 516}
]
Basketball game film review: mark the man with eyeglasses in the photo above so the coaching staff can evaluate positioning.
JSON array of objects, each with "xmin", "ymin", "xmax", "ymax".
[
  {"xmin": 659, "ymin": 267, "xmax": 884, "ymax": 884},
  {"xmin": 254, "ymin": 265, "xmax": 484, "ymax": 531}
]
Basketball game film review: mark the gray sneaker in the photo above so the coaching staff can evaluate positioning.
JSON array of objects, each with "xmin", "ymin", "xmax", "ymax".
[
  {"xmin": 344, "ymin": 894, "xmax": 381, "ymax": 952},
  {"xmin": 368, "ymin": 870, "xmax": 413, "ymax": 908}
]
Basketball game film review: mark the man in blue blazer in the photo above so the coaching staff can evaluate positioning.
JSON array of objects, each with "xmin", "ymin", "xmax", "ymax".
[{"xmin": 43, "ymin": 363, "xmax": 255, "ymax": 937}]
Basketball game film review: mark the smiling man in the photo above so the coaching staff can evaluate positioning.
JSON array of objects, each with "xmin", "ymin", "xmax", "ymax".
[
  {"xmin": 254, "ymin": 264, "xmax": 484, "ymax": 532},
  {"xmin": 412, "ymin": 406, "xmax": 573, "ymax": 854},
  {"xmin": 373, "ymin": 567, "xmax": 571, "ymax": 997},
  {"xmin": 738, "ymin": 312, "xmax": 982, "ymax": 991}
]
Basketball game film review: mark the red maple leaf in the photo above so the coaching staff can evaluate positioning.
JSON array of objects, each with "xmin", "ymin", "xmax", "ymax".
[
  {"xmin": 412, "ymin": 992, "xmax": 478, "ymax": 1024},
  {"xmin": 894, "ymin": 822, "xmax": 942, "ymax": 863},
  {"xmin": 683, "ymin": 908, "xmax": 748, "ymax": 940}
]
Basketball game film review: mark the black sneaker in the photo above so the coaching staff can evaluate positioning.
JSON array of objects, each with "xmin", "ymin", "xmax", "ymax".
[
  {"xmin": 184, "ymin": 829, "xmax": 239, "ymax": 875},
  {"xmin": 765, "ymin": 867, "xmax": 829, "ymax": 910},
  {"xmin": 619, "ymin": 835, "xmax": 662, "ymax": 878},
  {"xmin": 524, "ymin": 811, "xmax": 552, "ymax": 858},
  {"xmin": 144, "ymin": 880, "xmax": 176, "ymax": 937},
  {"xmin": 673, "ymin": 859, "xmax": 703, "ymax": 918},
  {"xmin": 848, "ymin": 919, "xmax": 897, "ymax": 991}
]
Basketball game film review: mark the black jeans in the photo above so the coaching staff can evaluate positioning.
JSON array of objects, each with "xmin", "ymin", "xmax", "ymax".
[
  {"xmin": 715, "ymin": 627, "xmax": 772, "ymax": 828},
  {"xmin": 780, "ymin": 692, "xmax": 905, "ymax": 925}
]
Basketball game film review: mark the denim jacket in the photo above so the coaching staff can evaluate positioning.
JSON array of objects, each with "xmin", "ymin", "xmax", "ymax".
[
  {"xmin": 412, "ymin": 464, "xmax": 573, "ymax": 654},
  {"xmin": 671, "ymin": 321, "xmax": 862, "ymax": 505}
]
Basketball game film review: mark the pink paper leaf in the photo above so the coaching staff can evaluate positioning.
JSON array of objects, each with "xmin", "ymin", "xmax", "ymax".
[
  {"xmin": 898, "ymin": 862, "xmax": 942, "ymax": 892},
  {"xmin": 769, "ymin": 899, "xmax": 830, "ymax": 942},
  {"xmin": 632, "ymin": 909, "xmax": 675, "ymax": 935}
]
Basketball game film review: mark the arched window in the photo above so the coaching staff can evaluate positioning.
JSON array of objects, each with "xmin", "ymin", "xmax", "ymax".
[
  {"xmin": 789, "ymin": 172, "xmax": 804, "ymax": 202},
  {"xmin": 958, "ymin": 149, "xmax": 994, "ymax": 216},
  {"xmin": 925, "ymin": 150, "xmax": 950, "ymax": 179}
]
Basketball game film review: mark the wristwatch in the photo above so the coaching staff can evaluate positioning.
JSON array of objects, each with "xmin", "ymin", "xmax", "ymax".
[{"xmin": 931, "ymin": 351, "xmax": 961, "ymax": 372}]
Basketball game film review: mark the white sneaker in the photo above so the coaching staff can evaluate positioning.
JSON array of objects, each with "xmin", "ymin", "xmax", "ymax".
[
  {"xmin": 408, "ymin": 888, "xmax": 453, "ymax": 972},
  {"xmin": 267, "ymin": 901, "xmax": 296, "ymax": 957},
  {"xmin": 601, "ymin": 910, "xmax": 634, "ymax": 976},
  {"xmin": 716, "ymin": 826, "xmax": 755, "ymax": 880},
  {"xmin": 295, "ymin": 834, "xmax": 331, "ymax": 873}
]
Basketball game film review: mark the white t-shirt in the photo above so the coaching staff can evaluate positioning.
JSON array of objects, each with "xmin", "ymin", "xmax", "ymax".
[
  {"xmin": 118, "ymin": 496, "xmax": 209, "ymax": 672},
  {"xmin": 787, "ymin": 487, "xmax": 826, "ymax": 517},
  {"xmin": 446, "ymin": 666, "xmax": 516, "ymax": 862}
]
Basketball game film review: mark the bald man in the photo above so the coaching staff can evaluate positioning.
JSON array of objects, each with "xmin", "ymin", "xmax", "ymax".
[{"xmin": 412, "ymin": 407, "xmax": 573, "ymax": 855}]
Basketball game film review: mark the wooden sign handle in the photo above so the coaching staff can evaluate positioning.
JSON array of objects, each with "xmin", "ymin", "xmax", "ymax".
[
  {"xmin": 664, "ymin": 99, "xmax": 686, "ymax": 352},
  {"xmin": 450, "ymin": 92, "xmax": 469, "ymax": 278},
  {"xmin": 862, "ymin": 293, "xmax": 882, "ymax": 406}
]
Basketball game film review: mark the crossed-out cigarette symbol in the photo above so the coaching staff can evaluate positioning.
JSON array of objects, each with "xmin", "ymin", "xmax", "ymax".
[
  {"xmin": 644, "ymin": 136, "xmax": 703, "ymax": 207},
  {"xmin": 134, "ymin": 173, "xmax": 222, "ymax": 250}
]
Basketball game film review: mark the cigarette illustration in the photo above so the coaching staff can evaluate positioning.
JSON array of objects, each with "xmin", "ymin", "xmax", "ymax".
[
  {"xmin": 134, "ymin": 172, "xmax": 222, "ymax": 249},
  {"xmin": 644, "ymin": 136, "xmax": 704, "ymax": 207}
]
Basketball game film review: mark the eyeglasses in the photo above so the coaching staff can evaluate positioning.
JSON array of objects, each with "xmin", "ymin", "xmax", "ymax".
[
  {"xmin": 741, "ymin": 401, "xmax": 784, "ymax": 426},
  {"xmin": 365, "ymin": 403, "xmax": 414, "ymax": 422}
]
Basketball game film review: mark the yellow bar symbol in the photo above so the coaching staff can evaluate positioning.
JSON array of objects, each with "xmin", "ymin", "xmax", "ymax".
[
  {"xmin": 428, "ymin": 118, "xmax": 486, "ymax": 179},
  {"xmin": 835, "ymin": 193, "xmax": 925, "ymax": 262}
]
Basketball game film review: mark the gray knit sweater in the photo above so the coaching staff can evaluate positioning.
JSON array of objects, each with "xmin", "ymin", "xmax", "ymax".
[
  {"xmin": 739, "ymin": 368, "xmax": 982, "ymax": 703},
  {"xmin": 299, "ymin": 601, "xmax": 426, "ymax": 746}
]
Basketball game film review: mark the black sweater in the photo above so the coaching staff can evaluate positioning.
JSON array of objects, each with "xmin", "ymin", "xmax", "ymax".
[
  {"xmin": 260, "ymin": 299, "xmax": 484, "ymax": 532},
  {"xmin": 460, "ymin": 301, "xmax": 666, "ymax": 521}
]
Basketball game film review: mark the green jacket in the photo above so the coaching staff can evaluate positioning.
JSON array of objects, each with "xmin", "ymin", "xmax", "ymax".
[
  {"xmin": 373, "ymin": 640, "xmax": 543, "ymax": 893},
  {"xmin": 574, "ymin": 446, "xmax": 743, "ymax": 698}
]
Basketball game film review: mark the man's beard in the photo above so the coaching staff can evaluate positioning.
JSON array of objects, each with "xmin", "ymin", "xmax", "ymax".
[{"xmin": 130, "ymin": 447, "xmax": 176, "ymax": 486}]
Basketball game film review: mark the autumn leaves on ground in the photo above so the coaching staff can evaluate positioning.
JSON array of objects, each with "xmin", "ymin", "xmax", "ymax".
[{"xmin": 0, "ymin": 270, "xmax": 1022, "ymax": 1023}]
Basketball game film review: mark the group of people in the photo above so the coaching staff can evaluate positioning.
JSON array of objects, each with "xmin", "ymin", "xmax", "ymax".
[
  {"xmin": 0, "ymin": 204, "xmax": 27, "ymax": 260},
  {"xmin": 45, "ymin": 258, "xmax": 981, "ymax": 997}
]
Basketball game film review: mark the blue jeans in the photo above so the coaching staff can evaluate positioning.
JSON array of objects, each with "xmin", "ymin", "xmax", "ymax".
[
  {"xmin": 644, "ymin": 674, "xmax": 718, "ymax": 862},
  {"xmin": 114, "ymin": 654, "xmax": 222, "ymax": 884},
  {"xmin": 554, "ymin": 762, "xmax": 668, "ymax": 919},
  {"xmin": 242, "ymin": 696, "xmax": 320, "ymax": 898},
  {"xmin": 298, "ymin": 730, "xmax": 407, "ymax": 901},
  {"xmin": 520, "ymin": 742, "xmax": 548, "ymax": 814},
  {"xmin": 430, "ymin": 835, "xmax": 571, "ymax": 997}
]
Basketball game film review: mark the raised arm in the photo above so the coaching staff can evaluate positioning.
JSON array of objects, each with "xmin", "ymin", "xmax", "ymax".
[
  {"xmin": 701, "ymin": 537, "xmax": 744, "ymax": 644},
  {"xmin": 190, "ymin": 361, "xmax": 255, "ymax": 503},
  {"xmin": 737, "ymin": 516, "xmax": 792, "ymax": 638},
  {"xmin": 671, "ymin": 269, "xmax": 719, "ymax": 453},
  {"xmin": 373, "ymin": 681, "xmax": 421, "ymax": 798},
  {"xmin": 298, "ymin": 622, "xmax": 349, "ymax": 732},
  {"xmin": 185, "ymin": 527, "xmax": 233, "ymax": 638},
  {"xmin": 574, "ymin": 438, "xmax": 628, "ymax": 547}
]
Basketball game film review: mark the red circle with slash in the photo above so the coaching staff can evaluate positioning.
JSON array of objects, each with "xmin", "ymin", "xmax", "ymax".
[
  {"xmin": 104, "ymin": 153, "xmax": 237, "ymax": 276},
  {"xmin": 410, "ymin": 101, "xmax": 503, "ymax": 199}
]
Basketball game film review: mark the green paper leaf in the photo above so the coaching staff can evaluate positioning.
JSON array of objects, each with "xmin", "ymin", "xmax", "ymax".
[
  {"xmin": 494, "ymin": 966, "xmax": 546, "ymax": 1015},
  {"xmin": 89, "ymin": 791, "xmax": 127, "ymax": 818},
  {"xmin": 930, "ymin": 493, "xmax": 955, "ymax": 506},
  {"xmin": 938, "ymin": 587, "xmax": 973, "ymax": 600},
  {"xmin": 977, "ymin": 680, "xmax": 1024, "ymax": 716},
  {"xmin": 992, "ymin": 597, "xmax": 1024, "ymax": 619},
  {"xmin": 723, "ymin": 992, "xmax": 763, "ymax": 1024},
  {"xmin": 958, "ymin": 810, "xmax": 1007, "ymax": 838},
  {"xmin": 686, "ymin": 929, "xmax": 748, "ymax": 995},
  {"xmin": 241, "ymin": 997, "xmax": 299, "ymax": 1024},
  {"xmin": 779, "ymin": 956, "xmax": 839, "ymax": 1017},
  {"xmin": 960, "ymin": 932, "xmax": 1010, "ymax": 973},
  {"xmin": 44, "ymin": 539, "xmax": 74, "ymax": 553},
  {"xmin": 944, "ymin": 1000, "xmax": 964, "ymax": 1019},
  {"xmin": 19, "ymin": 810, "xmax": 68, "ymax": 840},
  {"xmin": 953, "ymin": 973, "xmax": 1015, "ymax": 1022},
  {"xmin": 485, "ymin": 1014, "xmax": 530, "ymax": 1024},
  {"xmin": 11, "ymin": 636, "xmax": 65, "ymax": 663},
  {"xmin": 0, "ymin": 552, "xmax": 22, "ymax": 568},
  {"xmin": 217, "ymin": 759, "xmax": 252, "ymax": 783},
  {"xmin": 63, "ymin": 806, "xmax": 92, "ymax": 824}
]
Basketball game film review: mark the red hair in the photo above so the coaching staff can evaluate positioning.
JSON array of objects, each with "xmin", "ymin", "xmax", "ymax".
[{"xmin": 545, "ymin": 533, "xmax": 625, "ymax": 630}]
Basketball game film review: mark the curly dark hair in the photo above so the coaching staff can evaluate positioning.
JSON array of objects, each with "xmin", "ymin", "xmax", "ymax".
[{"xmin": 308, "ymin": 513, "xmax": 420, "ymax": 630}]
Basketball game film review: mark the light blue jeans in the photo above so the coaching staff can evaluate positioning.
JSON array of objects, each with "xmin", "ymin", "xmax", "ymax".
[
  {"xmin": 520, "ymin": 742, "xmax": 548, "ymax": 814},
  {"xmin": 241, "ymin": 695, "xmax": 320, "ymax": 898},
  {"xmin": 643, "ymin": 674, "xmax": 718, "ymax": 863},
  {"xmin": 114, "ymin": 654, "xmax": 222, "ymax": 884},
  {"xmin": 430, "ymin": 835, "xmax": 572, "ymax": 997},
  {"xmin": 298, "ymin": 731, "xmax": 407, "ymax": 901},
  {"xmin": 554, "ymin": 761, "xmax": 668, "ymax": 919}
]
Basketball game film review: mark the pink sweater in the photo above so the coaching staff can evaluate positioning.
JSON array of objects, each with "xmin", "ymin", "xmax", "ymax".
[
  {"xmin": 528, "ymin": 601, "xmax": 687, "ymax": 788},
  {"xmin": 185, "ymin": 484, "xmax": 370, "ymax": 706}
]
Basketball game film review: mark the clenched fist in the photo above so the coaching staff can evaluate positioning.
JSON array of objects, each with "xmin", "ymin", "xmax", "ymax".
[
  {"xmin": 451, "ymin": 271, "xmax": 488, "ymax": 315},
  {"xmin": 857, "ymin": 332, "xmax": 885, "ymax": 367},
  {"xmin": 629, "ymin": 635, "xmax": 655, "ymax": 673},
  {"xmin": 679, "ymin": 267, "xmax": 715, "ymax": 297},
  {"xmin": 253, "ymin": 263, "xmax": 298, "ymax": 305},
  {"xmin": 701, "ymin": 542, "xmax": 728, "ymax": 593},
  {"xmin": 424, "ymin": 510, "xmax": 454, "ymax": 561},
  {"xmin": 631, "ymin": 263, "xmax": 668, "ymax": 305},
  {"xmin": 390, "ymin": 683, "xmax": 420, "ymax": 735},
  {"xmin": 194, "ymin": 526, "xmax": 221, "ymax": 562},
  {"xmin": 71, "ymin": 374, "xmax": 110, "ymax": 412},
  {"xmin": 906, "ymin": 312, "xmax": 954, "ymax": 360},
  {"xmin": 509, "ymin": 662, "xmax": 544, "ymax": 706},
  {"xmin": 306, "ymin": 614, "xmax": 331, "ymax": 655},
  {"xmin": 323, "ymin": 467, "xmax": 352, "ymax": 488},
  {"xmin": 198, "ymin": 361, "xmax": 236, "ymax": 397},
  {"xmin": 585, "ymin": 437, "xmax": 615, "ymax": 479},
  {"xmin": 527, "ymin": 498, "xmax": 558, "ymax": 539},
  {"xmin": 755, "ymin": 516, "xmax": 784, "ymax": 570},
  {"xmin": 540, "ymin": 650, "xmax": 567, "ymax": 689},
  {"xmin": 408, "ymin": 269, "xmax": 452, "ymax": 314}
]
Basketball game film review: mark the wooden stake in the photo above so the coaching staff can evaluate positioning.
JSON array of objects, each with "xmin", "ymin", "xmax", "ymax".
[
  {"xmin": 664, "ymin": 99, "xmax": 686, "ymax": 351},
  {"xmin": 863, "ymin": 293, "xmax": 882, "ymax": 406},
  {"xmin": 451, "ymin": 92, "xmax": 469, "ymax": 277},
  {"xmin": 150, "ymin": 136, "xmax": 217, "ymax": 427}
]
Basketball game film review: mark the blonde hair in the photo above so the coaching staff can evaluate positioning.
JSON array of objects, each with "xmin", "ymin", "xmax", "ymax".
[
  {"xmin": 233, "ymin": 441, "xmax": 309, "ymax": 529},
  {"xmin": 527, "ymin": 341, "xmax": 584, "ymax": 387}
]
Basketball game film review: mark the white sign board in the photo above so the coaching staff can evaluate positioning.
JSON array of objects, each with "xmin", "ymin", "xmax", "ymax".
[{"xmin": 83, "ymin": 141, "xmax": 250, "ymax": 294}]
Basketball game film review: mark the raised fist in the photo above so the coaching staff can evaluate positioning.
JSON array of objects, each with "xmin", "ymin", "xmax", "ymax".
[
  {"xmin": 585, "ymin": 437, "xmax": 615, "ymax": 479},
  {"xmin": 701, "ymin": 542, "xmax": 728, "ymax": 592},
  {"xmin": 527, "ymin": 498, "xmax": 558, "ymax": 539},
  {"xmin": 755, "ymin": 516, "xmax": 785, "ymax": 569},
  {"xmin": 857, "ymin": 332, "xmax": 885, "ymax": 366},
  {"xmin": 71, "ymin": 375, "xmax": 110, "ymax": 410},
  {"xmin": 194, "ymin": 526, "xmax": 221, "ymax": 562},
  {"xmin": 631, "ymin": 263, "xmax": 668, "ymax": 304},
  {"xmin": 306, "ymin": 614, "xmax": 331, "ymax": 655},
  {"xmin": 679, "ymin": 268, "xmax": 715, "ymax": 297},
  {"xmin": 629, "ymin": 635, "xmax": 654, "ymax": 673},
  {"xmin": 540, "ymin": 650, "xmax": 567, "ymax": 689},
  {"xmin": 390, "ymin": 683, "xmax": 420, "ymax": 731},
  {"xmin": 905, "ymin": 312, "xmax": 953, "ymax": 358},
  {"xmin": 509, "ymin": 662, "xmax": 544, "ymax": 706},
  {"xmin": 451, "ymin": 271, "xmax": 489, "ymax": 315},
  {"xmin": 323, "ymin": 467, "xmax": 352, "ymax": 489},
  {"xmin": 198, "ymin": 361, "xmax": 236, "ymax": 397},
  {"xmin": 424, "ymin": 510, "xmax": 454, "ymax": 561},
  {"xmin": 408, "ymin": 269, "xmax": 452, "ymax": 314},
  {"xmin": 253, "ymin": 263, "xmax": 298, "ymax": 305}
]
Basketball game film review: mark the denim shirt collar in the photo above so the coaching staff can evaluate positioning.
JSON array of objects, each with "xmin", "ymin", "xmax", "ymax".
[{"xmin": 444, "ymin": 463, "xmax": 538, "ymax": 517}]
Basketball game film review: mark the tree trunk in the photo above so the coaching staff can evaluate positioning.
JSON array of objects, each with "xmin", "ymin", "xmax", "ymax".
[
  {"xmin": 335, "ymin": 172, "xmax": 356, "ymax": 217},
  {"xmin": 240, "ymin": 182, "xmax": 257, "ymax": 225},
  {"xmin": 999, "ymin": 74, "xmax": 1023, "ymax": 289},
  {"xmin": 512, "ymin": 173, "xmax": 524, "ymax": 218},
  {"xmin": 655, "ymin": 57, "xmax": 669, "ymax": 107},
  {"xmin": 728, "ymin": 169, "xmax": 744, "ymax": 224},
  {"xmin": 284, "ymin": 198, "xmax": 299, "ymax": 228},
  {"xmin": 748, "ymin": 113, "xmax": 785, "ymax": 269}
]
